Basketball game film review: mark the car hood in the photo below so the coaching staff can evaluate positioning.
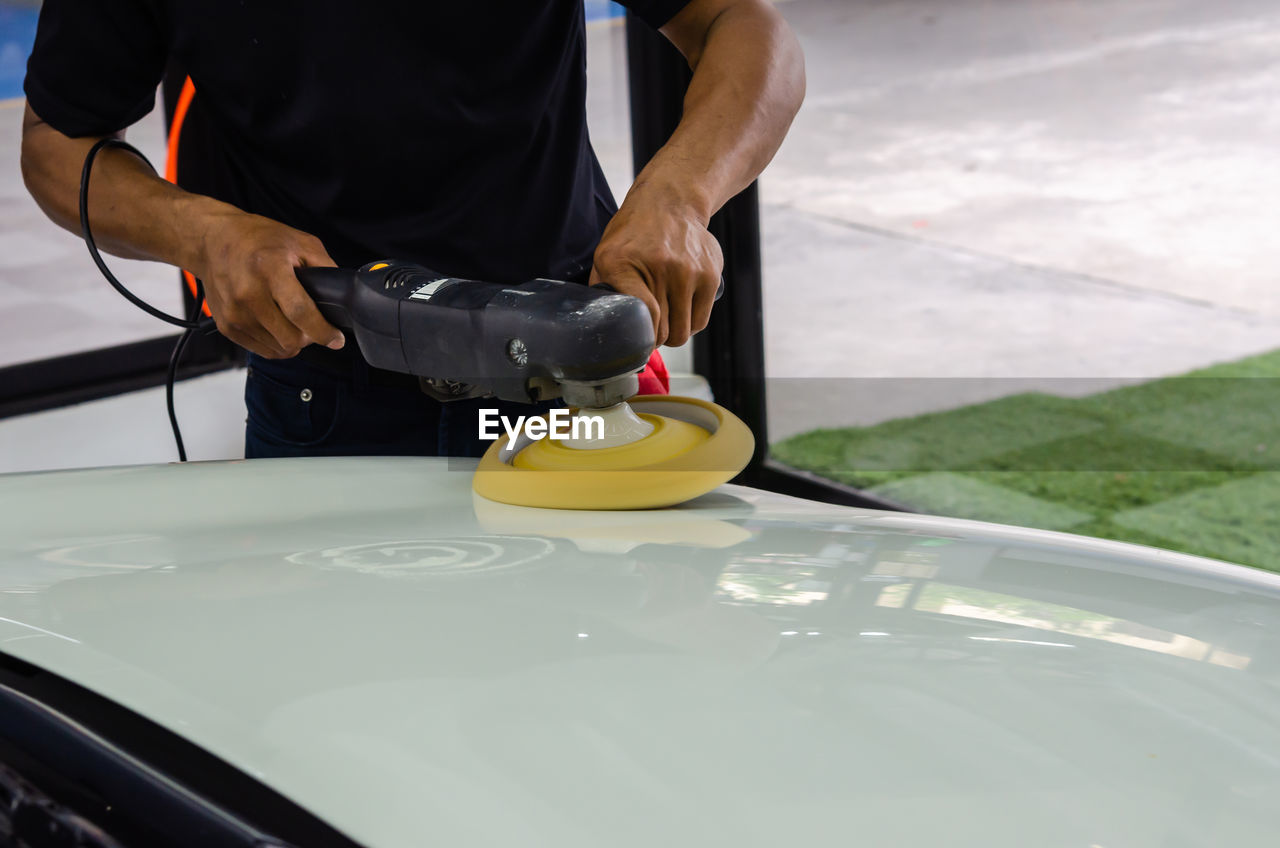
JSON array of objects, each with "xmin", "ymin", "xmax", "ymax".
[{"xmin": 1, "ymin": 457, "xmax": 1278, "ymax": 847}]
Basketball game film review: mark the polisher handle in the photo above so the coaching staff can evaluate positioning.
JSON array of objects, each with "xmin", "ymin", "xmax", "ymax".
[
  {"xmin": 295, "ymin": 262, "xmax": 416, "ymax": 372},
  {"xmin": 295, "ymin": 265, "xmax": 359, "ymax": 328}
]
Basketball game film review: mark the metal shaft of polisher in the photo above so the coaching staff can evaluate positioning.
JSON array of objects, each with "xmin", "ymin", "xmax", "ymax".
[{"xmin": 555, "ymin": 373, "xmax": 653, "ymax": 449}]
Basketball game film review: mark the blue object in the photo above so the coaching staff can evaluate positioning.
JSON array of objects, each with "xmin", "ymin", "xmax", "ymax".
[
  {"xmin": 584, "ymin": 0, "xmax": 625, "ymax": 23},
  {"xmin": 0, "ymin": 5, "xmax": 38, "ymax": 101}
]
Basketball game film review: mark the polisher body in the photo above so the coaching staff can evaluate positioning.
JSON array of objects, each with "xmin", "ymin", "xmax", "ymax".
[{"xmin": 296, "ymin": 261, "xmax": 654, "ymax": 407}]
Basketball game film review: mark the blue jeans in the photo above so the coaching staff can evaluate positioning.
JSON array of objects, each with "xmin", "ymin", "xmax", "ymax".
[{"xmin": 244, "ymin": 353, "xmax": 554, "ymax": 459}]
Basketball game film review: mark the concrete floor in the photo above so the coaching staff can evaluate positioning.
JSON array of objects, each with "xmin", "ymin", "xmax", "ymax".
[
  {"xmin": 0, "ymin": 99, "xmax": 178, "ymax": 367},
  {"xmin": 763, "ymin": 0, "xmax": 1280, "ymax": 436},
  {"xmin": 4, "ymin": 0, "xmax": 1280, "ymax": 465}
]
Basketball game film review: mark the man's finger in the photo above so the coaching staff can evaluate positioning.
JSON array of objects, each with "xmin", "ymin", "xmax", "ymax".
[
  {"xmin": 210, "ymin": 294, "xmax": 289, "ymax": 358},
  {"xmin": 590, "ymin": 266, "xmax": 662, "ymax": 343},
  {"xmin": 291, "ymin": 245, "xmax": 346, "ymax": 349},
  {"xmin": 226, "ymin": 320, "xmax": 290, "ymax": 359},
  {"xmin": 277, "ymin": 279, "xmax": 345, "ymax": 350},
  {"xmin": 254, "ymin": 302, "xmax": 309, "ymax": 357},
  {"xmin": 242, "ymin": 335, "xmax": 290, "ymax": 359},
  {"xmin": 664, "ymin": 274, "xmax": 693, "ymax": 347},
  {"xmin": 690, "ymin": 270, "xmax": 718, "ymax": 334},
  {"xmin": 241, "ymin": 278, "xmax": 307, "ymax": 357}
]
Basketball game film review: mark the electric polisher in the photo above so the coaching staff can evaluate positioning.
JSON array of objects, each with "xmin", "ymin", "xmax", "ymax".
[{"xmin": 295, "ymin": 261, "xmax": 753, "ymax": 509}]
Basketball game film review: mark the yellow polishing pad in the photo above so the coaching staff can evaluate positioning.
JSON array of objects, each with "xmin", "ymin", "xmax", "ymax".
[
  {"xmin": 513, "ymin": 413, "xmax": 707, "ymax": 471},
  {"xmin": 473, "ymin": 395, "xmax": 754, "ymax": 511}
]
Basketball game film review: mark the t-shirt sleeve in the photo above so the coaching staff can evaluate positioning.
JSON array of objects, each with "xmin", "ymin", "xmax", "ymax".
[
  {"xmin": 615, "ymin": 0, "xmax": 694, "ymax": 29},
  {"xmin": 23, "ymin": 0, "xmax": 168, "ymax": 137}
]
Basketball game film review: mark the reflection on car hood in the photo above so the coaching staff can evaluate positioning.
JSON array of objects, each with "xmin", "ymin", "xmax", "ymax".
[{"xmin": 1, "ymin": 457, "xmax": 1278, "ymax": 848}]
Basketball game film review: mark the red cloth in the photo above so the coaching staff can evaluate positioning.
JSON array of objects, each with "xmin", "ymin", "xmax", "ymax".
[{"xmin": 636, "ymin": 349, "xmax": 669, "ymax": 395}]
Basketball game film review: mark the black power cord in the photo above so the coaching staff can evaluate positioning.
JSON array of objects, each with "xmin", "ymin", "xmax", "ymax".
[
  {"xmin": 79, "ymin": 137, "xmax": 215, "ymax": 461},
  {"xmin": 165, "ymin": 285, "xmax": 206, "ymax": 462}
]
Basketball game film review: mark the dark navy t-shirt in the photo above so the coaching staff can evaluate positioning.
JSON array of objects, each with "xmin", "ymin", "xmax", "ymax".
[{"xmin": 25, "ymin": 1, "xmax": 689, "ymax": 281}]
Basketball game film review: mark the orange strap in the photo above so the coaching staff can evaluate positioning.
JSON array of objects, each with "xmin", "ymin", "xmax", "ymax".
[{"xmin": 164, "ymin": 77, "xmax": 210, "ymax": 316}]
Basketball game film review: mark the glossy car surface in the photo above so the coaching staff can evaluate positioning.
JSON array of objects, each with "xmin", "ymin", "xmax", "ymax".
[{"xmin": 1, "ymin": 457, "xmax": 1278, "ymax": 847}]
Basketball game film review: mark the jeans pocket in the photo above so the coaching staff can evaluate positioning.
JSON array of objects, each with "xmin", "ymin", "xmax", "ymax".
[{"xmin": 245, "ymin": 361, "xmax": 341, "ymax": 449}]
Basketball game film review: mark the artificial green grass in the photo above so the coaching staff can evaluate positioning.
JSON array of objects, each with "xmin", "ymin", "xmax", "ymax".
[
  {"xmin": 772, "ymin": 350, "xmax": 1280, "ymax": 571},
  {"xmin": 1113, "ymin": 474, "xmax": 1280, "ymax": 568}
]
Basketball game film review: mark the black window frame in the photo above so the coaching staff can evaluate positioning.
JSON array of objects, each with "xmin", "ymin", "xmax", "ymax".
[{"xmin": 0, "ymin": 332, "xmax": 238, "ymax": 421}]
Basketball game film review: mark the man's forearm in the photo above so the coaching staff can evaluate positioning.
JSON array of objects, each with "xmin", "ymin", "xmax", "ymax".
[
  {"xmin": 20, "ymin": 104, "xmax": 344, "ymax": 356},
  {"xmin": 20, "ymin": 105, "xmax": 235, "ymax": 274},
  {"xmin": 636, "ymin": 0, "xmax": 806, "ymax": 222},
  {"xmin": 586, "ymin": 0, "xmax": 803, "ymax": 346}
]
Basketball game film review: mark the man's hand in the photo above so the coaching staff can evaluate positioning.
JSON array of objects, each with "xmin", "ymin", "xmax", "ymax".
[
  {"xmin": 589, "ymin": 190, "xmax": 723, "ymax": 348},
  {"xmin": 588, "ymin": 0, "xmax": 803, "ymax": 347},
  {"xmin": 195, "ymin": 211, "xmax": 345, "ymax": 358}
]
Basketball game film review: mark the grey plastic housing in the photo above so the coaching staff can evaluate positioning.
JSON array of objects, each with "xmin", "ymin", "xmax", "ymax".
[{"xmin": 296, "ymin": 261, "xmax": 656, "ymax": 404}]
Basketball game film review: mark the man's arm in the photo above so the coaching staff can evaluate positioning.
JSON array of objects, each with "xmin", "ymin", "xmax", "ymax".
[
  {"xmin": 590, "ymin": 0, "xmax": 805, "ymax": 347},
  {"xmin": 20, "ymin": 104, "xmax": 344, "ymax": 357}
]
